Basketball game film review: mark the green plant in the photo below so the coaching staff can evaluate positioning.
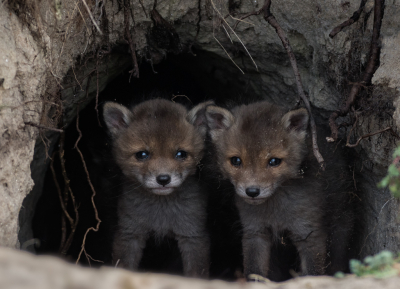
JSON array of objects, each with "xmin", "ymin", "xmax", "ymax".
[
  {"xmin": 378, "ymin": 146, "xmax": 400, "ymax": 198},
  {"xmin": 349, "ymin": 250, "xmax": 400, "ymax": 278}
]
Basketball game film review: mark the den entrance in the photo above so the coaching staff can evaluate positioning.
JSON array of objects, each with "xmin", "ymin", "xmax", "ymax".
[{"xmin": 19, "ymin": 46, "xmax": 393, "ymax": 282}]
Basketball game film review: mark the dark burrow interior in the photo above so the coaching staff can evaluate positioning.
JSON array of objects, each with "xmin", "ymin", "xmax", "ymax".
[{"xmin": 27, "ymin": 48, "xmax": 364, "ymax": 282}]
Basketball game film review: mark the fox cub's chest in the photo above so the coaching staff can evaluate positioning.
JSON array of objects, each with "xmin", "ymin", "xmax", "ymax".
[{"xmin": 122, "ymin": 189, "xmax": 206, "ymax": 237}]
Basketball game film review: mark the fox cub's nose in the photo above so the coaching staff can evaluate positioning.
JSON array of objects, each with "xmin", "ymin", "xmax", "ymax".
[
  {"xmin": 156, "ymin": 174, "xmax": 171, "ymax": 186},
  {"xmin": 245, "ymin": 187, "xmax": 260, "ymax": 198}
]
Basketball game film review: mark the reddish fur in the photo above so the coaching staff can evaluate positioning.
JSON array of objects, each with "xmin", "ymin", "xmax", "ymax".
[
  {"xmin": 206, "ymin": 101, "xmax": 355, "ymax": 277},
  {"xmin": 103, "ymin": 99, "xmax": 211, "ymax": 277}
]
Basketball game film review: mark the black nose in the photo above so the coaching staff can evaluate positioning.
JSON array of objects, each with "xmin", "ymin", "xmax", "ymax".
[
  {"xmin": 156, "ymin": 174, "xmax": 171, "ymax": 186},
  {"xmin": 245, "ymin": 187, "xmax": 260, "ymax": 198}
]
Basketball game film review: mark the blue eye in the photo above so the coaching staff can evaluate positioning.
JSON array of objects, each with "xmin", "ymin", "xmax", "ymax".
[
  {"xmin": 136, "ymin": 151, "xmax": 150, "ymax": 160},
  {"xmin": 268, "ymin": 158, "xmax": 282, "ymax": 167},
  {"xmin": 230, "ymin": 156, "xmax": 242, "ymax": 167},
  {"xmin": 175, "ymin": 150, "xmax": 187, "ymax": 160}
]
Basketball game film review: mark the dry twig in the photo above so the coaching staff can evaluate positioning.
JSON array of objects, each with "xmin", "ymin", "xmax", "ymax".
[
  {"xmin": 329, "ymin": 0, "xmax": 368, "ymax": 38},
  {"xmin": 328, "ymin": 0, "xmax": 385, "ymax": 141},
  {"xmin": 210, "ymin": 0, "xmax": 258, "ymax": 71},
  {"xmin": 261, "ymin": 0, "xmax": 325, "ymax": 167}
]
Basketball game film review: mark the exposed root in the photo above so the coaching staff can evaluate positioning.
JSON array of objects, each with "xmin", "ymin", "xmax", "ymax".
[
  {"xmin": 84, "ymin": 252, "xmax": 104, "ymax": 266},
  {"xmin": 230, "ymin": 14, "xmax": 255, "ymax": 29},
  {"xmin": 50, "ymin": 129, "xmax": 79, "ymax": 255},
  {"xmin": 328, "ymin": 0, "xmax": 385, "ymax": 142},
  {"xmin": 226, "ymin": 0, "xmax": 325, "ymax": 166},
  {"xmin": 80, "ymin": 0, "xmax": 103, "ymax": 35},
  {"xmin": 124, "ymin": 0, "xmax": 139, "ymax": 78},
  {"xmin": 39, "ymin": 132, "xmax": 51, "ymax": 160},
  {"xmin": 55, "ymin": 1, "xmax": 81, "ymax": 72},
  {"xmin": 50, "ymin": 154, "xmax": 68, "ymax": 252},
  {"xmin": 75, "ymin": 105, "xmax": 102, "ymax": 265},
  {"xmin": 329, "ymin": 0, "xmax": 368, "ymax": 38},
  {"xmin": 213, "ymin": 28, "xmax": 244, "ymax": 74},
  {"xmin": 61, "ymin": 69, "xmax": 96, "ymax": 91},
  {"xmin": 0, "ymin": 100, "xmax": 59, "ymax": 111},
  {"xmin": 84, "ymin": 72, "xmax": 94, "ymax": 102},
  {"xmin": 188, "ymin": 0, "xmax": 203, "ymax": 55},
  {"xmin": 346, "ymin": 126, "xmax": 399, "ymax": 148},
  {"xmin": 261, "ymin": 0, "xmax": 325, "ymax": 168},
  {"xmin": 210, "ymin": 0, "xmax": 258, "ymax": 72},
  {"xmin": 232, "ymin": 9, "xmax": 262, "ymax": 30},
  {"xmin": 71, "ymin": 65, "xmax": 83, "ymax": 91},
  {"xmin": 138, "ymin": 0, "xmax": 148, "ymax": 18},
  {"xmin": 171, "ymin": 94, "xmax": 193, "ymax": 104},
  {"xmin": 21, "ymin": 238, "xmax": 41, "ymax": 251},
  {"xmin": 220, "ymin": 0, "xmax": 325, "ymax": 168},
  {"xmin": 77, "ymin": 2, "xmax": 91, "ymax": 55},
  {"xmin": 359, "ymin": 196, "xmax": 394, "ymax": 255},
  {"xmin": 207, "ymin": 0, "xmax": 243, "ymax": 73},
  {"xmin": 95, "ymin": 57, "xmax": 101, "ymax": 126},
  {"xmin": 58, "ymin": 121, "xmax": 78, "ymax": 255},
  {"xmin": 24, "ymin": 121, "xmax": 63, "ymax": 133}
]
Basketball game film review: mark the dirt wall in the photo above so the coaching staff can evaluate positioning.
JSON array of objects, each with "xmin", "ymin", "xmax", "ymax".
[{"xmin": 0, "ymin": 0, "xmax": 399, "ymax": 259}]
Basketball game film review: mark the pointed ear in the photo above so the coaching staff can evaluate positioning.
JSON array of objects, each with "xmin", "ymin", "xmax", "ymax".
[
  {"xmin": 187, "ymin": 101, "xmax": 215, "ymax": 138},
  {"xmin": 103, "ymin": 102, "xmax": 133, "ymax": 137},
  {"xmin": 281, "ymin": 108, "xmax": 309, "ymax": 135},
  {"xmin": 205, "ymin": 105, "xmax": 234, "ymax": 140}
]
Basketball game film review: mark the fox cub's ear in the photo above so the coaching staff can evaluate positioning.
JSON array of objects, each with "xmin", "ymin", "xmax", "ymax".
[
  {"xmin": 205, "ymin": 105, "xmax": 234, "ymax": 140},
  {"xmin": 281, "ymin": 108, "xmax": 309, "ymax": 137},
  {"xmin": 187, "ymin": 101, "xmax": 215, "ymax": 137},
  {"xmin": 103, "ymin": 102, "xmax": 133, "ymax": 137}
]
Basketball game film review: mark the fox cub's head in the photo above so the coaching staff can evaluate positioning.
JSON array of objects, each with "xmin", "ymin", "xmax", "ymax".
[
  {"xmin": 103, "ymin": 99, "xmax": 210, "ymax": 195},
  {"xmin": 205, "ymin": 101, "xmax": 309, "ymax": 205}
]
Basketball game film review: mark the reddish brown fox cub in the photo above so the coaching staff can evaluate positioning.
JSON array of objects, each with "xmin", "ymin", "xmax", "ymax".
[
  {"xmin": 103, "ymin": 99, "xmax": 210, "ymax": 277},
  {"xmin": 204, "ymin": 101, "xmax": 355, "ymax": 277}
]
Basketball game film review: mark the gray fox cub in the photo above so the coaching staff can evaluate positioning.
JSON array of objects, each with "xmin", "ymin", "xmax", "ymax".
[
  {"xmin": 204, "ymin": 101, "xmax": 355, "ymax": 277},
  {"xmin": 103, "ymin": 99, "xmax": 210, "ymax": 277}
]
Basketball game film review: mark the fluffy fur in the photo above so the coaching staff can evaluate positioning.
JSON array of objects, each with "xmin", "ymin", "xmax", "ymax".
[
  {"xmin": 205, "ymin": 101, "xmax": 355, "ymax": 277},
  {"xmin": 103, "ymin": 99, "xmax": 211, "ymax": 277}
]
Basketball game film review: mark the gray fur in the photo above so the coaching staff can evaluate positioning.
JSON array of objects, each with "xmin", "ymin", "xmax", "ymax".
[
  {"xmin": 113, "ymin": 176, "xmax": 209, "ymax": 276},
  {"xmin": 104, "ymin": 99, "xmax": 210, "ymax": 277},
  {"xmin": 205, "ymin": 101, "xmax": 355, "ymax": 277}
]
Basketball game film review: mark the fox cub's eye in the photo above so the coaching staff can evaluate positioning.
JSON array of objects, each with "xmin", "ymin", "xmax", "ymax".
[
  {"xmin": 175, "ymin": 150, "xmax": 187, "ymax": 160},
  {"xmin": 268, "ymin": 158, "xmax": 282, "ymax": 167},
  {"xmin": 230, "ymin": 156, "xmax": 242, "ymax": 167},
  {"xmin": 136, "ymin": 151, "xmax": 150, "ymax": 160}
]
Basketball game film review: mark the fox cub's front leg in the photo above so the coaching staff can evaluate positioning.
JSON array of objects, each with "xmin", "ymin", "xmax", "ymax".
[
  {"xmin": 242, "ymin": 232, "xmax": 272, "ymax": 278},
  {"xmin": 176, "ymin": 235, "xmax": 210, "ymax": 278},
  {"xmin": 113, "ymin": 232, "xmax": 147, "ymax": 270}
]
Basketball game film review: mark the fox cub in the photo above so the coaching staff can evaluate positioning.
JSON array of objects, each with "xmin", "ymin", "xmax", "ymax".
[
  {"xmin": 204, "ymin": 101, "xmax": 355, "ymax": 277},
  {"xmin": 103, "ymin": 99, "xmax": 211, "ymax": 277}
]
